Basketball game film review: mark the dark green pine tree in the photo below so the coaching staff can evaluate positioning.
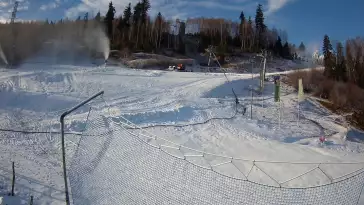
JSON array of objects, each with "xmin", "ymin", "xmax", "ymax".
[
  {"xmin": 156, "ymin": 12, "xmax": 162, "ymax": 23},
  {"xmin": 133, "ymin": 2, "xmax": 143, "ymax": 49},
  {"xmin": 155, "ymin": 12, "xmax": 163, "ymax": 34},
  {"xmin": 239, "ymin": 11, "xmax": 245, "ymax": 22},
  {"xmin": 255, "ymin": 4, "xmax": 266, "ymax": 49},
  {"xmin": 178, "ymin": 22, "xmax": 186, "ymax": 54},
  {"xmin": 274, "ymin": 36, "xmax": 283, "ymax": 57},
  {"xmin": 255, "ymin": 4, "xmax": 265, "ymax": 32},
  {"xmin": 117, "ymin": 15, "xmax": 123, "ymax": 33},
  {"xmin": 116, "ymin": 15, "xmax": 123, "ymax": 49},
  {"xmin": 104, "ymin": 1, "xmax": 116, "ymax": 39},
  {"xmin": 323, "ymin": 35, "xmax": 333, "ymax": 77},
  {"xmin": 133, "ymin": 2, "xmax": 142, "ymax": 25},
  {"xmin": 298, "ymin": 42, "xmax": 305, "ymax": 52},
  {"xmin": 239, "ymin": 11, "xmax": 246, "ymax": 49},
  {"xmin": 140, "ymin": 0, "xmax": 151, "ymax": 49},
  {"xmin": 239, "ymin": 10, "xmax": 246, "ymax": 33},
  {"xmin": 335, "ymin": 42, "xmax": 347, "ymax": 81},
  {"xmin": 141, "ymin": 0, "xmax": 151, "ymax": 24},
  {"xmin": 123, "ymin": 3, "xmax": 132, "ymax": 27},
  {"xmin": 95, "ymin": 11, "xmax": 101, "ymax": 22},
  {"xmin": 247, "ymin": 16, "xmax": 253, "ymax": 51},
  {"xmin": 120, "ymin": 3, "xmax": 131, "ymax": 46},
  {"xmin": 282, "ymin": 42, "xmax": 291, "ymax": 59}
]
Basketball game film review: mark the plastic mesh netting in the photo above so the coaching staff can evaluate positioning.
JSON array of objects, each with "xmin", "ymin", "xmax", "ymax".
[{"xmin": 68, "ymin": 111, "xmax": 364, "ymax": 205}]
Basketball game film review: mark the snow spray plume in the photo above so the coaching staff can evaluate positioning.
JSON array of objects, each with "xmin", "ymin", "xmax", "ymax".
[
  {"xmin": 305, "ymin": 42, "xmax": 321, "ymax": 61},
  {"xmin": 0, "ymin": 43, "xmax": 8, "ymax": 65},
  {"xmin": 27, "ymin": 21, "xmax": 110, "ymax": 65},
  {"xmin": 101, "ymin": 33, "xmax": 110, "ymax": 61},
  {"xmin": 84, "ymin": 24, "xmax": 110, "ymax": 61}
]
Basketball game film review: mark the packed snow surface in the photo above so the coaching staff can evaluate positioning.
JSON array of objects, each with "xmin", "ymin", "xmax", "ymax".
[{"xmin": 0, "ymin": 61, "xmax": 363, "ymax": 204}]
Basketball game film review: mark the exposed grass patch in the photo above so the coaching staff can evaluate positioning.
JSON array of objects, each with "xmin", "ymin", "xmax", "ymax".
[{"xmin": 285, "ymin": 69, "xmax": 364, "ymax": 130}]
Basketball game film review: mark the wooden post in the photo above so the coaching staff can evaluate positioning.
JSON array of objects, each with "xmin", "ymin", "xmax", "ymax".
[
  {"xmin": 297, "ymin": 78, "xmax": 304, "ymax": 126},
  {"xmin": 29, "ymin": 196, "xmax": 33, "ymax": 205},
  {"xmin": 11, "ymin": 162, "xmax": 15, "ymax": 196},
  {"xmin": 250, "ymin": 88, "xmax": 253, "ymax": 120}
]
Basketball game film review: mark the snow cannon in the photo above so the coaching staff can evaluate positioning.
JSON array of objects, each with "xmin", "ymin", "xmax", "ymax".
[{"xmin": 103, "ymin": 58, "xmax": 109, "ymax": 66}]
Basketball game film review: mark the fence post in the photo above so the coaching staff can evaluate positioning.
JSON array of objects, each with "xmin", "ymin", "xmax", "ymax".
[
  {"xmin": 60, "ymin": 91, "xmax": 104, "ymax": 205},
  {"xmin": 29, "ymin": 196, "xmax": 33, "ymax": 205},
  {"xmin": 11, "ymin": 162, "xmax": 15, "ymax": 196}
]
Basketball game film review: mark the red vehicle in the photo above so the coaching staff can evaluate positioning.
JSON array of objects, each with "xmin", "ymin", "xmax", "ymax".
[
  {"xmin": 176, "ymin": 64, "xmax": 186, "ymax": 71},
  {"xmin": 319, "ymin": 136, "xmax": 326, "ymax": 143}
]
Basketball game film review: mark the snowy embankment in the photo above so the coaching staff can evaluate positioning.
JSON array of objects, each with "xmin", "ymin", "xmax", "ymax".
[{"xmin": 0, "ymin": 62, "xmax": 363, "ymax": 204}]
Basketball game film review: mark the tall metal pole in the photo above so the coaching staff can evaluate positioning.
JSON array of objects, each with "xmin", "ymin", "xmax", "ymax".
[
  {"xmin": 10, "ymin": 2, "xmax": 19, "ymax": 24},
  {"xmin": 60, "ymin": 91, "xmax": 104, "ymax": 205},
  {"xmin": 60, "ymin": 119, "xmax": 69, "ymax": 205}
]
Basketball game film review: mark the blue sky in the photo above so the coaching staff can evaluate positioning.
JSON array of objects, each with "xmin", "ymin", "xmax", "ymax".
[{"xmin": 0, "ymin": 0, "xmax": 363, "ymax": 52}]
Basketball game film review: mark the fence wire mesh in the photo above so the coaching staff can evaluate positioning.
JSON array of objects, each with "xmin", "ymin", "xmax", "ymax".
[
  {"xmin": 0, "ymin": 101, "xmax": 92, "ymax": 204},
  {"xmin": 0, "ymin": 131, "xmax": 68, "ymax": 204},
  {"xmin": 68, "ymin": 106, "xmax": 364, "ymax": 205}
]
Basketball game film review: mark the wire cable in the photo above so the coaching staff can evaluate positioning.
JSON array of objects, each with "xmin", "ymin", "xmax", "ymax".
[{"xmin": 0, "ymin": 128, "xmax": 82, "ymax": 135}]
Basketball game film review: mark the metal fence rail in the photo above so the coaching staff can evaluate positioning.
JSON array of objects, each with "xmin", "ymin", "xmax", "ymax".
[{"xmin": 60, "ymin": 91, "xmax": 104, "ymax": 205}]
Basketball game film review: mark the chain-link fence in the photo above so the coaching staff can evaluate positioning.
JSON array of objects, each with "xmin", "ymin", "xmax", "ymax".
[
  {"xmin": 0, "ymin": 130, "xmax": 69, "ymax": 204},
  {"xmin": 68, "ymin": 107, "xmax": 364, "ymax": 205}
]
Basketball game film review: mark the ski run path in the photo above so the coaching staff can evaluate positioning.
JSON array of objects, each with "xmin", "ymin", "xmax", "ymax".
[{"xmin": 0, "ymin": 61, "xmax": 363, "ymax": 204}]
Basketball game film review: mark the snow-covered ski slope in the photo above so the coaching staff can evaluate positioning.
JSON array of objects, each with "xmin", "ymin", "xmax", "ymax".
[{"xmin": 0, "ymin": 61, "xmax": 364, "ymax": 204}]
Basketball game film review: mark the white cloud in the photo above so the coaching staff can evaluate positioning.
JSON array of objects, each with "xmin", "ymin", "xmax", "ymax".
[
  {"xmin": 190, "ymin": 1, "xmax": 245, "ymax": 11},
  {"xmin": 265, "ymin": 0, "xmax": 295, "ymax": 15},
  {"xmin": 39, "ymin": 0, "xmax": 64, "ymax": 11},
  {"xmin": 66, "ymin": 0, "xmax": 251, "ymax": 21},
  {"xmin": 64, "ymin": 0, "xmax": 294, "ymax": 21},
  {"xmin": 65, "ymin": 0, "xmax": 134, "ymax": 19},
  {"xmin": 17, "ymin": 5, "xmax": 29, "ymax": 11},
  {"xmin": 40, "ymin": 2, "xmax": 58, "ymax": 10},
  {"xmin": 64, "ymin": 0, "xmax": 193, "ymax": 20},
  {"xmin": 15, "ymin": 0, "xmax": 30, "ymax": 11},
  {"xmin": 0, "ymin": 0, "xmax": 30, "ymax": 23},
  {"xmin": 0, "ymin": 0, "xmax": 29, "ymax": 11},
  {"xmin": 149, "ymin": 0, "xmax": 191, "ymax": 20},
  {"xmin": 0, "ymin": 16, "xmax": 8, "ymax": 23},
  {"xmin": 0, "ymin": 1, "xmax": 9, "ymax": 8}
]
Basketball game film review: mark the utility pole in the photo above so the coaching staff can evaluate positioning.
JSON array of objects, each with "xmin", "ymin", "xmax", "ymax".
[
  {"xmin": 9, "ymin": 1, "xmax": 19, "ymax": 68},
  {"xmin": 10, "ymin": 1, "xmax": 18, "ymax": 24}
]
